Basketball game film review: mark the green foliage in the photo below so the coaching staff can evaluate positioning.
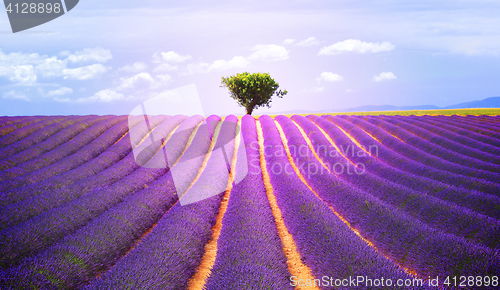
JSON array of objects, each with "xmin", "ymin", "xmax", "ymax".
[{"xmin": 221, "ymin": 72, "xmax": 287, "ymax": 115}]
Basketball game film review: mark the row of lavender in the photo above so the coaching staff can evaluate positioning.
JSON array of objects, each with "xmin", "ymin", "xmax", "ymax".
[
  {"xmin": 0, "ymin": 114, "xmax": 204, "ymax": 288},
  {"xmin": 0, "ymin": 115, "xmax": 249, "ymax": 289},
  {"xmin": 275, "ymin": 115, "xmax": 499, "ymax": 281},
  {"xmin": 0, "ymin": 116, "xmax": 176, "ymax": 268},
  {"xmin": 1, "ymin": 114, "xmax": 500, "ymax": 289}
]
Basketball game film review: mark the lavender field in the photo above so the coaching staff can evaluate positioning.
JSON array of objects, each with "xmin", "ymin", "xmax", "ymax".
[{"xmin": 0, "ymin": 114, "xmax": 499, "ymax": 289}]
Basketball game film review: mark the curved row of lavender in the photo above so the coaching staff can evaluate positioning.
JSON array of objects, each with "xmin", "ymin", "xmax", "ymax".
[
  {"xmin": 275, "ymin": 115, "xmax": 500, "ymax": 277},
  {"xmin": 0, "ymin": 114, "xmax": 499, "ymax": 289},
  {"xmin": 86, "ymin": 115, "xmax": 235, "ymax": 289},
  {"xmin": 284, "ymin": 116, "xmax": 500, "ymax": 249},
  {"xmin": 0, "ymin": 116, "xmax": 180, "ymax": 270},
  {"xmin": 0, "ymin": 116, "xmax": 111, "ymax": 170},
  {"xmin": 362, "ymin": 115, "xmax": 500, "ymax": 171},
  {"xmin": 0, "ymin": 116, "xmax": 166, "ymax": 209},
  {"xmin": 299, "ymin": 115, "xmax": 500, "ymax": 220},
  {"xmin": 327, "ymin": 115, "xmax": 500, "ymax": 195},
  {"xmin": 204, "ymin": 115, "xmax": 292, "ymax": 290},
  {"xmin": 0, "ymin": 116, "xmax": 189, "ymax": 231},
  {"xmin": 259, "ymin": 115, "xmax": 426, "ymax": 290}
]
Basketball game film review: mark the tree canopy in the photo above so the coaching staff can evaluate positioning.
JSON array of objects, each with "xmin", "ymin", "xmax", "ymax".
[{"xmin": 220, "ymin": 72, "xmax": 287, "ymax": 115}]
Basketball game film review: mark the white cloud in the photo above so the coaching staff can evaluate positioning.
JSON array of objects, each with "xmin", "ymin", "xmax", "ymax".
[
  {"xmin": 155, "ymin": 51, "xmax": 192, "ymax": 63},
  {"xmin": 78, "ymin": 89, "xmax": 124, "ymax": 103},
  {"xmin": 116, "ymin": 72, "xmax": 157, "ymax": 91},
  {"xmin": 0, "ymin": 51, "xmax": 43, "ymax": 85},
  {"xmin": 0, "ymin": 50, "xmax": 44, "ymax": 66},
  {"xmin": 1, "ymin": 48, "xmax": 114, "ymax": 84},
  {"xmin": 283, "ymin": 39, "xmax": 295, "ymax": 45},
  {"xmin": 152, "ymin": 63, "xmax": 178, "ymax": 73},
  {"xmin": 67, "ymin": 47, "xmax": 112, "ymax": 63},
  {"xmin": 208, "ymin": 56, "xmax": 250, "ymax": 71},
  {"xmin": 317, "ymin": 72, "xmax": 344, "ymax": 82},
  {"xmin": 10, "ymin": 65, "xmax": 37, "ymax": 85},
  {"xmin": 296, "ymin": 37, "xmax": 320, "ymax": 47},
  {"xmin": 36, "ymin": 57, "xmax": 66, "ymax": 77},
  {"xmin": 153, "ymin": 63, "xmax": 178, "ymax": 73},
  {"xmin": 63, "ymin": 64, "xmax": 109, "ymax": 80},
  {"xmin": 248, "ymin": 44, "xmax": 289, "ymax": 61},
  {"xmin": 319, "ymin": 39, "xmax": 395, "ymax": 55},
  {"xmin": 184, "ymin": 56, "xmax": 250, "ymax": 74},
  {"xmin": 47, "ymin": 87, "xmax": 73, "ymax": 96},
  {"xmin": 3, "ymin": 91, "xmax": 30, "ymax": 101},
  {"xmin": 372, "ymin": 71, "xmax": 397, "ymax": 82},
  {"xmin": 119, "ymin": 62, "xmax": 148, "ymax": 73}
]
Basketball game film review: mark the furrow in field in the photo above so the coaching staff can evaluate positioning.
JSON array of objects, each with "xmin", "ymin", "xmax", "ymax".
[
  {"xmin": 265, "ymin": 116, "xmax": 500, "ymax": 286},
  {"xmin": 258, "ymin": 115, "xmax": 422, "ymax": 289},
  {"xmin": 298, "ymin": 115, "xmax": 500, "ymax": 220},
  {"xmin": 444, "ymin": 115, "xmax": 500, "ymax": 134},
  {"xmin": 339, "ymin": 115, "xmax": 500, "ymax": 182},
  {"xmin": 0, "ymin": 116, "xmax": 190, "ymax": 230},
  {"xmin": 0, "ymin": 116, "xmax": 128, "ymax": 185},
  {"xmin": 0, "ymin": 116, "xmax": 159, "ymax": 207},
  {"xmin": 256, "ymin": 119, "xmax": 319, "ymax": 290},
  {"xmin": 400, "ymin": 115, "xmax": 500, "ymax": 153},
  {"xmin": 180, "ymin": 117, "xmax": 224, "ymax": 201},
  {"xmin": 0, "ymin": 116, "xmax": 67, "ymax": 148},
  {"xmin": 82, "ymin": 116, "xmax": 233, "ymax": 289},
  {"xmin": 86, "ymin": 116, "xmax": 207, "ymax": 279},
  {"xmin": 0, "ymin": 116, "xmax": 214, "ymax": 289},
  {"xmin": 415, "ymin": 115, "xmax": 500, "ymax": 145},
  {"xmin": 0, "ymin": 116, "xmax": 188, "ymax": 269},
  {"xmin": 324, "ymin": 115, "xmax": 500, "ymax": 196},
  {"xmin": 187, "ymin": 118, "xmax": 241, "ymax": 290},
  {"xmin": 275, "ymin": 118, "xmax": 421, "ymax": 277},
  {"xmin": 101, "ymin": 116, "xmax": 204, "ymax": 261},
  {"xmin": 0, "ymin": 116, "xmax": 91, "ymax": 161},
  {"xmin": 431, "ymin": 115, "xmax": 500, "ymax": 139},
  {"xmin": 375, "ymin": 115, "xmax": 500, "ymax": 167},
  {"xmin": 0, "ymin": 116, "xmax": 51, "ymax": 140},
  {"xmin": 0, "ymin": 116, "xmax": 149, "ymax": 205},
  {"xmin": 0, "ymin": 116, "xmax": 33, "ymax": 131},
  {"xmin": 280, "ymin": 115, "xmax": 500, "ymax": 249},
  {"xmin": 203, "ymin": 115, "xmax": 292, "ymax": 290},
  {"xmin": 0, "ymin": 116, "xmax": 113, "ymax": 170}
]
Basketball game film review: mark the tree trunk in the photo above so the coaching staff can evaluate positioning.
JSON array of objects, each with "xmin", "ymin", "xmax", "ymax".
[
  {"xmin": 246, "ymin": 99, "xmax": 258, "ymax": 115},
  {"xmin": 246, "ymin": 106, "xmax": 253, "ymax": 115}
]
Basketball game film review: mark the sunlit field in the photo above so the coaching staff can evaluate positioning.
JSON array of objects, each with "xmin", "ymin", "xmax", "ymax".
[{"xmin": 0, "ymin": 113, "xmax": 499, "ymax": 289}]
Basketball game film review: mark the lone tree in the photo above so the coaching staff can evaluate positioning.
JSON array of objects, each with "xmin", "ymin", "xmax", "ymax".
[{"xmin": 221, "ymin": 72, "xmax": 287, "ymax": 115}]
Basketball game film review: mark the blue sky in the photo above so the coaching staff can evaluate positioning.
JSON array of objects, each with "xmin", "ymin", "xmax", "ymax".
[{"xmin": 1, "ymin": 0, "xmax": 499, "ymax": 116}]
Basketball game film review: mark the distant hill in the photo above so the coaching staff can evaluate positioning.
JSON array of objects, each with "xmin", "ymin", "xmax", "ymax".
[
  {"xmin": 342, "ymin": 97, "xmax": 500, "ymax": 112},
  {"xmin": 339, "ymin": 104, "xmax": 440, "ymax": 112},
  {"xmin": 443, "ymin": 96, "xmax": 500, "ymax": 109},
  {"xmin": 333, "ymin": 96, "xmax": 500, "ymax": 113},
  {"xmin": 266, "ymin": 96, "xmax": 500, "ymax": 115}
]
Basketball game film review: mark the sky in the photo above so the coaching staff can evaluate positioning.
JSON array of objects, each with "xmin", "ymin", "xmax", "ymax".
[{"xmin": 1, "ymin": 0, "xmax": 500, "ymax": 116}]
